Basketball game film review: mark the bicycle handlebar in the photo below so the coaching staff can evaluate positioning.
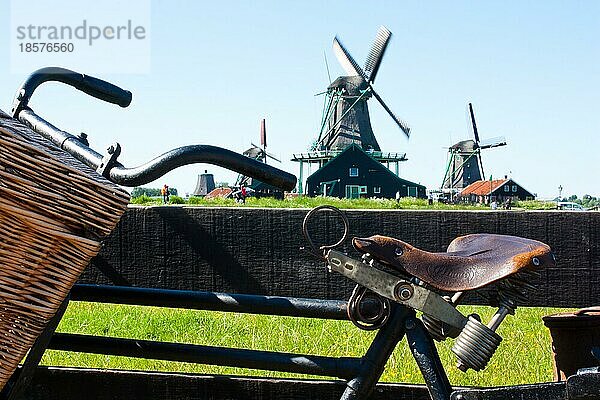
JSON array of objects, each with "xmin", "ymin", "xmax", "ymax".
[
  {"xmin": 12, "ymin": 68, "xmax": 297, "ymax": 191},
  {"xmin": 11, "ymin": 67, "xmax": 132, "ymax": 117}
]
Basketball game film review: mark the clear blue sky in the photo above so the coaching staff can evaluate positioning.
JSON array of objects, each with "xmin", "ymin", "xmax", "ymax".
[{"xmin": 1, "ymin": 1, "xmax": 598, "ymax": 199}]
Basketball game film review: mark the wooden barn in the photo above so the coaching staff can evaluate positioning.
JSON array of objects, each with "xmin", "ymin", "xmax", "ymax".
[
  {"xmin": 460, "ymin": 178, "xmax": 535, "ymax": 204},
  {"xmin": 305, "ymin": 144, "xmax": 425, "ymax": 198}
]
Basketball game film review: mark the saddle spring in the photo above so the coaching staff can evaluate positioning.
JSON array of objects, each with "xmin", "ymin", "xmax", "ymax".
[
  {"xmin": 451, "ymin": 264, "xmax": 543, "ymax": 372},
  {"xmin": 347, "ymin": 284, "xmax": 391, "ymax": 331}
]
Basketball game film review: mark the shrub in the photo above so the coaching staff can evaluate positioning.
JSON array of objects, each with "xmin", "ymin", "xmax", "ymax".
[
  {"xmin": 169, "ymin": 195, "xmax": 186, "ymax": 204},
  {"xmin": 130, "ymin": 194, "xmax": 161, "ymax": 205},
  {"xmin": 514, "ymin": 200, "xmax": 556, "ymax": 210},
  {"xmin": 186, "ymin": 196, "xmax": 204, "ymax": 205}
]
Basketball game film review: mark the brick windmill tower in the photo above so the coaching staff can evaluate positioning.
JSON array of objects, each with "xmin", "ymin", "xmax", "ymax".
[{"xmin": 292, "ymin": 27, "xmax": 425, "ymax": 199}]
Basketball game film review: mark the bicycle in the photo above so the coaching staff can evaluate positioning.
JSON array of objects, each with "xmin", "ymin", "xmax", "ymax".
[{"xmin": 3, "ymin": 68, "xmax": 598, "ymax": 400}]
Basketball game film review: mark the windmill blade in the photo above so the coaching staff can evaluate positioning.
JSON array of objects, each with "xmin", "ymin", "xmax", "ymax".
[
  {"xmin": 478, "ymin": 136, "xmax": 507, "ymax": 149},
  {"xmin": 468, "ymin": 103, "xmax": 480, "ymax": 144},
  {"xmin": 265, "ymin": 152, "xmax": 281, "ymax": 163},
  {"xmin": 371, "ymin": 89, "xmax": 411, "ymax": 137},
  {"xmin": 332, "ymin": 37, "xmax": 368, "ymax": 80},
  {"xmin": 364, "ymin": 26, "xmax": 392, "ymax": 83},
  {"xmin": 477, "ymin": 151, "xmax": 486, "ymax": 181},
  {"xmin": 260, "ymin": 119, "xmax": 267, "ymax": 148},
  {"xmin": 324, "ymin": 50, "xmax": 332, "ymax": 84}
]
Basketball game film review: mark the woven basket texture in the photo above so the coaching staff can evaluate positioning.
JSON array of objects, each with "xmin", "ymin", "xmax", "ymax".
[{"xmin": 0, "ymin": 113, "xmax": 129, "ymax": 389}]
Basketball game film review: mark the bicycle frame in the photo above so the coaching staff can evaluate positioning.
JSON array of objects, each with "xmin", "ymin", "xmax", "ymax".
[{"xmin": 3, "ymin": 68, "xmax": 597, "ymax": 400}]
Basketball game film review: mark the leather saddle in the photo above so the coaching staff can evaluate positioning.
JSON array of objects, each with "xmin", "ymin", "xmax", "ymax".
[{"xmin": 352, "ymin": 234, "xmax": 555, "ymax": 292}]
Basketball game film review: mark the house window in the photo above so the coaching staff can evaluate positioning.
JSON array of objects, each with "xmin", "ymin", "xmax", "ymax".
[
  {"xmin": 345, "ymin": 185, "xmax": 360, "ymax": 199},
  {"xmin": 349, "ymin": 167, "xmax": 359, "ymax": 177},
  {"xmin": 512, "ymin": 185, "xmax": 517, "ymax": 192},
  {"xmin": 504, "ymin": 186, "xmax": 509, "ymax": 192},
  {"xmin": 374, "ymin": 186, "xmax": 381, "ymax": 194},
  {"xmin": 359, "ymin": 186, "xmax": 367, "ymax": 194}
]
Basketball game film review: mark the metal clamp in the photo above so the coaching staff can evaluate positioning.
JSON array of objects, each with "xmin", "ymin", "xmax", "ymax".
[
  {"xmin": 96, "ymin": 142, "xmax": 121, "ymax": 178},
  {"xmin": 325, "ymin": 250, "xmax": 467, "ymax": 329}
]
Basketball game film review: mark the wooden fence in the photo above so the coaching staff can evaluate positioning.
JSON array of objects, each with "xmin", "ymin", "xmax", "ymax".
[{"xmin": 81, "ymin": 207, "xmax": 599, "ymax": 308}]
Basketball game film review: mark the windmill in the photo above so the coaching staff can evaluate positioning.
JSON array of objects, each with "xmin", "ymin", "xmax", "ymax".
[
  {"xmin": 236, "ymin": 119, "xmax": 282, "ymax": 192},
  {"xmin": 292, "ymin": 26, "xmax": 416, "ymax": 196},
  {"xmin": 314, "ymin": 26, "xmax": 410, "ymax": 152},
  {"xmin": 441, "ymin": 103, "xmax": 507, "ymax": 190}
]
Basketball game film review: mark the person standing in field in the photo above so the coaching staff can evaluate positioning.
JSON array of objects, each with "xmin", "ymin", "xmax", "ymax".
[
  {"xmin": 162, "ymin": 184, "xmax": 170, "ymax": 204},
  {"xmin": 240, "ymin": 185, "xmax": 247, "ymax": 204}
]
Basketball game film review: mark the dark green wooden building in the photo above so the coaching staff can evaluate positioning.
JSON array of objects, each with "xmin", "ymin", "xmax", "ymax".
[{"xmin": 304, "ymin": 144, "xmax": 425, "ymax": 199}]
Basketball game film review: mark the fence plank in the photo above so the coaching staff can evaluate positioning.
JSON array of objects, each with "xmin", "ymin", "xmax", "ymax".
[
  {"xmin": 24, "ymin": 367, "xmax": 432, "ymax": 400},
  {"xmin": 80, "ymin": 207, "xmax": 600, "ymax": 308}
]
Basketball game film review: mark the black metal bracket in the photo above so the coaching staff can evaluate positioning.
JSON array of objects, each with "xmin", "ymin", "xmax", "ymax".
[
  {"xmin": 0, "ymin": 298, "xmax": 70, "ymax": 400},
  {"xmin": 96, "ymin": 142, "xmax": 121, "ymax": 178}
]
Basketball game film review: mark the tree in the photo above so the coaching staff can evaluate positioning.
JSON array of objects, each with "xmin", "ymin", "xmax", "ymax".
[{"xmin": 131, "ymin": 187, "xmax": 177, "ymax": 198}]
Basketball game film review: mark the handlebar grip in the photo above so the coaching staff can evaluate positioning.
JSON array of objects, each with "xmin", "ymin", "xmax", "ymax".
[
  {"xmin": 12, "ymin": 67, "xmax": 132, "ymax": 117},
  {"xmin": 73, "ymin": 74, "xmax": 132, "ymax": 108}
]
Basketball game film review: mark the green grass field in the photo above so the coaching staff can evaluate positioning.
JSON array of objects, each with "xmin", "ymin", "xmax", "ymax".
[
  {"xmin": 42, "ymin": 302, "xmax": 566, "ymax": 387},
  {"xmin": 131, "ymin": 194, "xmax": 557, "ymax": 210},
  {"xmin": 66, "ymin": 197, "xmax": 562, "ymax": 385},
  {"xmin": 132, "ymin": 195, "xmax": 492, "ymax": 209}
]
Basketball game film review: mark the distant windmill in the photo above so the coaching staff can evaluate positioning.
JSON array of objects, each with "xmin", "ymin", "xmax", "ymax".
[
  {"xmin": 236, "ymin": 119, "xmax": 281, "ymax": 187},
  {"xmin": 441, "ymin": 103, "xmax": 507, "ymax": 189},
  {"xmin": 241, "ymin": 119, "xmax": 280, "ymax": 164},
  {"xmin": 314, "ymin": 26, "xmax": 410, "ymax": 152}
]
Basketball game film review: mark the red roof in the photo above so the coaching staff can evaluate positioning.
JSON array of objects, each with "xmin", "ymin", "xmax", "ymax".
[
  {"xmin": 460, "ymin": 179, "xmax": 508, "ymax": 196},
  {"xmin": 205, "ymin": 187, "xmax": 232, "ymax": 199}
]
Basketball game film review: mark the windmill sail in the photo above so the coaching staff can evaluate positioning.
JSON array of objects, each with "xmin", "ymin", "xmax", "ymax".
[
  {"xmin": 478, "ymin": 136, "xmax": 506, "ymax": 149},
  {"xmin": 323, "ymin": 26, "xmax": 410, "ymax": 148},
  {"xmin": 332, "ymin": 37, "xmax": 367, "ymax": 79},
  {"xmin": 372, "ymin": 90, "xmax": 410, "ymax": 137},
  {"xmin": 260, "ymin": 118, "xmax": 267, "ymax": 148},
  {"xmin": 364, "ymin": 26, "xmax": 392, "ymax": 83},
  {"xmin": 469, "ymin": 103, "xmax": 480, "ymax": 144}
]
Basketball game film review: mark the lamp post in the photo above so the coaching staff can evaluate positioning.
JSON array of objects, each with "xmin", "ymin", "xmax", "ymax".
[{"xmin": 558, "ymin": 185, "xmax": 563, "ymax": 200}]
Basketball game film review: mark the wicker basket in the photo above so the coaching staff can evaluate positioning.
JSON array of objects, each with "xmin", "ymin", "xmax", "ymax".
[{"xmin": 0, "ymin": 112, "xmax": 129, "ymax": 389}]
